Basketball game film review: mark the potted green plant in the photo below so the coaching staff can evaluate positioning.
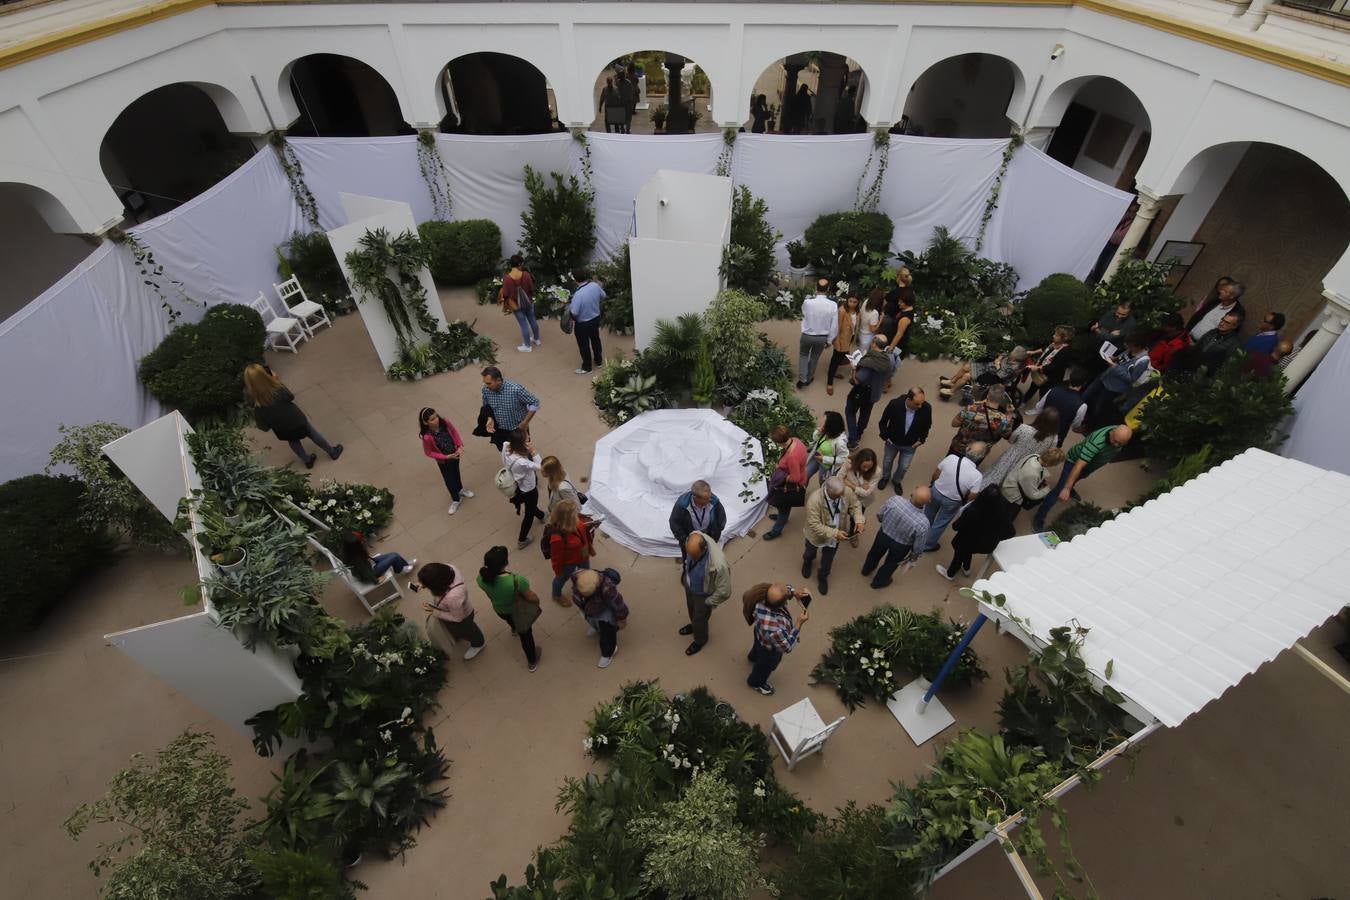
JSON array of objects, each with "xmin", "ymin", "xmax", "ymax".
[
  {"xmin": 691, "ymin": 340, "xmax": 716, "ymax": 408},
  {"xmin": 785, "ymin": 240, "xmax": 810, "ymax": 286},
  {"xmin": 198, "ymin": 505, "xmax": 248, "ymax": 571},
  {"xmin": 652, "ymin": 106, "xmax": 668, "ymax": 133}
]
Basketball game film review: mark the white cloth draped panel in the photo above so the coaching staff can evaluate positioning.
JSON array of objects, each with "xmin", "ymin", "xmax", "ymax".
[{"xmin": 1282, "ymin": 327, "xmax": 1350, "ymax": 476}]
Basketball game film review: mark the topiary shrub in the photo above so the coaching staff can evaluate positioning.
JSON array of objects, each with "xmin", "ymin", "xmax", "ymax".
[
  {"xmin": 138, "ymin": 304, "xmax": 265, "ymax": 421},
  {"xmin": 803, "ymin": 211, "xmax": 894, "ymax": 283},
  {"xmin": 1, "ymin": 474, "xmax": 112, "ymax": 636},
  {"xmin": 521, "ymin": 166, "xmax": 595, "ymax": 284},
  {"xmin": 276, "ymin": 231, "xmax": 351, "ymax": 315},
  {"xmin": 418, "ymin": 219, "xmax": 502, "ymax": 286},
  {"xmin": 1017, "ymin": 273, "xmax": 1093, "ymax": 345},
  {"xmin": 722, "ymin": 186, "xmax": 779, "ymax": 293}
]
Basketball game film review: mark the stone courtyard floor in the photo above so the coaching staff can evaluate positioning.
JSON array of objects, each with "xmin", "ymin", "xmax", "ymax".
[{"xmin": 3, "ymin": 286, "xmax": 1348, "ymax": 898}]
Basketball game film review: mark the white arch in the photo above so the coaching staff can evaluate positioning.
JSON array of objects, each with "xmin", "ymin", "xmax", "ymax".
[
  {"xmin": 578, "ymin": 39, "xmax": 732, "ymax": 126},
  {"xmin": 895, "ymin": 52, "xmax": 1027, "ymax": 137},
  {"xmin": 276, "ymin": 51, "xmax": 413, "ymax": 131},
  {"xmin": 0, "ymin": 181, "xmax": 82, "ymax": 234},
  {"xmin": 435, "ymin": 51, "xmax": 558, "ymax": 125},
  {"xmin": 738, "ymin": 47, "xmax": 884, "ymax": 127}
]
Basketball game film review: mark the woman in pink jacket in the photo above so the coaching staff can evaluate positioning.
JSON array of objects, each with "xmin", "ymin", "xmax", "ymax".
[
  {"xmin": 419, "ymin": 407, "xmax": 476, "ymax": 515},
  {"xmin": 415, "ymin": 562, "xmax": 485, "ymax": 660}
]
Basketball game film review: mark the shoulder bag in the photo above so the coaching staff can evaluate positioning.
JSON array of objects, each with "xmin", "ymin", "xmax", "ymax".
[
  {"xmin": 500, "ymin": 276, "xmax": 520, "ymax": 314},
  {"xmin": 509, "ymin": 575, "xmax": 541, "ymax": 634}
]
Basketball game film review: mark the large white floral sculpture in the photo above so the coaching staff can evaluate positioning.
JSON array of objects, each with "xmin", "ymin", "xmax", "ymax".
[{"xmin": 586, "ymin": 409, "xmax": 767, "ymax": 557}]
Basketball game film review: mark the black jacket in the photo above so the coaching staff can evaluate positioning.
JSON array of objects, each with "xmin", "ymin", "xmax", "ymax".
[
  {"xmin": 669, "ymin": 491, "xmax": 727, "ymax": 545},
  {"xmin": 253, "ymin": 388, "xmax": 309, "ymax": 441},
  {"xmin": 1185, "ymin": 297, "xmax": 1246, "ymax": 333},
  {"xmin": 877, "ymin": 399, "xmax": 932, "ymax": 447}
]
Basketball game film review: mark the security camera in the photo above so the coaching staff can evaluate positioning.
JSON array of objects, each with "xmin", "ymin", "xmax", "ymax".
[
  {"xmin": 659, "ymin": 197, "xmax": 669, "ymax": 207},
  {"xmin": 1050, "ymin": 44, "xmax": 1065, "ymax": 61}
]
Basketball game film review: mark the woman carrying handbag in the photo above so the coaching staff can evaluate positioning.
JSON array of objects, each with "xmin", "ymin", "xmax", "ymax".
[
  {"xmin": 415, "ymin": 562, "xmax": 486, "ymax": 661},
  {"xmin": 763, "ymin": 425, "xmax": 808, "ymax": 541},
  {"xmin": 500, "ymin": 253, "xmax": 541, "ymax": 353},
  {"xmin": 476, "ymin": 545, "xmax": 542, "ymax": 672}
]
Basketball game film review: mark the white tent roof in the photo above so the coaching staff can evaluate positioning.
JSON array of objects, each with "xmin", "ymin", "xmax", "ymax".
[
  {"xmin": 586, "ymin": 409, "xmax": 767, "ymax": 557},
  {"xmin": 974, "ymin": 449, "xmax": 1350, "ymax": 727}
]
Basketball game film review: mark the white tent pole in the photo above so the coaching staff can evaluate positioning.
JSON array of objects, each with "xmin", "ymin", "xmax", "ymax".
[{"xmin": 996, "ymin": 834, "xmax": 1046, "ymax": 900}]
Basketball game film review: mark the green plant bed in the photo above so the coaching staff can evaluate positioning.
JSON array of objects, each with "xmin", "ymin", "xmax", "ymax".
[
  {"xmin": 1050, "ymin": 500, "xmax": 1117, "ymax": 539},
  {"xmin": 728, "ymin": 387, "xmax": 815, "ymax": 501},
  {"xmin": 803, "ymin": 211, "xmax": 894, "ymax": 284},
  {"xmin": 763, "ymin": 284, "xmax": 806, "ymax": 321},
  {"xmin": 1092, "ymin": 258, "xmax": 1183, "ymax": 330},
  {"xmin": 386, "ymin": 321, "xmax": 498, "ymax": 381},
  {"xmin": 595, "ymin": 244, "xmax": 634, "ymax": 334},
  {"xmin": 277, "ymin": 231, "xmax": 353, "ymax": 316},
  {"xmin": 1, "ymin": 474, "xmax": 114, "ymax": 636},
  {"xmin": 418, "ymin": 219, "xmax": 502, "ymax": 285},
  {"xmin": 722, "ymin": 186, "xmax": 780, "ymax": 294},
  {"xmin": 592, "ymin": 353, "xmax": 673, "ymax": 425},
  {"xmin": 474, "ymin": 275, "xmax": 501, "ymax": 306},
  {"xmin": 811, "ymin": 605, "xmax": 987, "ymax": 712},
  {"xmin": 521, "ymin": 166, "xmax": 595, "ymax": 284},
  {"xmin": 777, "ymin": 802, "xmax": 921, "ymax": 900},
  {"xmin": 284, "ymin": 477, "xmax": 396, "ymax": 550},
  {"xmin": 1137, "ymin": 358, "xmax": 1292, "ymax": 466},
  {"xmin": 138, "ymin": 304, "xmax": 266, "ymax": 422}
]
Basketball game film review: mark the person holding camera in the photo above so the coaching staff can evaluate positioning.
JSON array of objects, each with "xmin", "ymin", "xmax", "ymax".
[
  {"xmin": 414, "ymin": 562, "xmax": 486, "ymax": 660},
  {"xmin": 745, "ymin": 583, "xmax": 811, "ymax": 696},
  {"xmin": 801, "ymin": 476, "xmax": 865, "ymax": 596}
]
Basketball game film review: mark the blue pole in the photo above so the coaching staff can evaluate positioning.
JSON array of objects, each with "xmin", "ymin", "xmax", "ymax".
[{"xmin": 921, "ymin": 613, "xmax": 988, "ymax": 707}]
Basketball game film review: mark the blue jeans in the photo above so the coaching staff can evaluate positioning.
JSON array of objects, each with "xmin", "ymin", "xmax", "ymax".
[
  {"xmin": 747, "ymin": 639, "xmax": 784, "ymax": 687},
  {"xmin": 371, "ymin": 552, "xmax": 409, "ymax": 578},
  {"xmin": 922, "ymin": 489, "xmax": 963, "ymax": 552},
  {"xmin": 513, "ymin": 306, "xmax": 540, "ymax": 345},
  {"xmin": 861, "ymin": 531, "xmax": 912, "ymax": 586},
  {"xmin": 1033, "ymin": 463, "xmax": 1075, "ymax": 532},
  {"xmin": 766, "ymin": 504, "xmax": 792, "ymax": 537},
  {"xmin": 551, "ymin": 560, "xmax": 590, "ymax": 601},
  {"xmin": 880, "ymin": 442, "xmax": 916, "ymax": 487}
]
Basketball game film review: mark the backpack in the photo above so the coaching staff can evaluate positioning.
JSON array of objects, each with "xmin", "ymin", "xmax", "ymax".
[
  {"xmin": 494, "ymin": 466, "xmax": 518, "ymax": 499},
  {"xmin": 601, "ymin": 566, "xmax": 622, "ymax": 586}
]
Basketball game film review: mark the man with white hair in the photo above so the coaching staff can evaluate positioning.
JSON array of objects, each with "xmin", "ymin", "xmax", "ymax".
[
  {"xmin": 801, "ymin": 475, "xmax": 865, "ymax": 596},
  {"xmin": 668, "ymin": 479, "xmax": 727, "ymax": 556},
  {"xmin": 921, "ymin": 441, "xmax": 987, "ymax": 554}
]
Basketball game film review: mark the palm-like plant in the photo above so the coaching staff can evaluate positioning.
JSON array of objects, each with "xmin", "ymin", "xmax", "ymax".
[{"xmin": 645, "ymin": 314, "xmax": 707, "ymax": 391}]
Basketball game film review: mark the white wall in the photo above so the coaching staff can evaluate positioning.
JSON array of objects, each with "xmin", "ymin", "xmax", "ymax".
[
  {"xmin": 0, "ymin": 187, "xmax": 95, "ymax": 322},
  {"xmin": 1062, "ymin": 77, "xmax": 1151, "ymax": 187},
  {"xmin": 1147, "ymin": 142, "xmax": 1249, "ymax": 263}
]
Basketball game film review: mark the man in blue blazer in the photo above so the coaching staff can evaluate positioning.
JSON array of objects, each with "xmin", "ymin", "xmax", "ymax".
[{"xmin": 876, "ymin": 387, "xmax": 932, "ymax": 493}]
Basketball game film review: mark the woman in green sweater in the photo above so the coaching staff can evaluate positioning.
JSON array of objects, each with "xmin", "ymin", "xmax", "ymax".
[{"xmin": 476, "ymin": 545, "xmax": 542, "ymax": 672}]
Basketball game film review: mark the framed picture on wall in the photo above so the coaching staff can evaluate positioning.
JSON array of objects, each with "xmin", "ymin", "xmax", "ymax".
[{"xmin": 1155, "ymin": 240, "xmax": 1204, "ymax": 288}]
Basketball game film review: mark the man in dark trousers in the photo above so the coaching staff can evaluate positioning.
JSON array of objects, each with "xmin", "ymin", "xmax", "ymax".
[
  {"xmin": 876, "ymin": 386, "xmax": 932, "ymax": 493},
  {"xmin": 1025, "ymin": 367, "xmax": 1088, "ymax": 448}
]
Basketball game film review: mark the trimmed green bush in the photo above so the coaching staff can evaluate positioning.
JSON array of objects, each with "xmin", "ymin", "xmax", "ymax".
[
  {"xmin": 1018, "ymin": 273, "xmax": 1093, "ymax": 345},
  {"xmin": 138, "ymin": 304, "xmax": 265, "ymax": 421},
  {"xmin": 418, "ymin": 219, "xmax": 502, "ymax": 286},
  {"xmin": 803, "ymin": 211, "xmax": 894, "ymax": 282},
  {"xmin": 276, "ymin": 231, "xmax": 351, "ymax": 315},
  {"xmin": 2, "ymin": 474, "xmax": 112, "ymax": 636},
  {"xmin": 722, "ymin": 186, "xmax": 779, "ymax": 293}
]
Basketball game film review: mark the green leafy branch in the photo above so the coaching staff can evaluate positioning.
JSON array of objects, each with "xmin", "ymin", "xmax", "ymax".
[{"xmin": 416, "ymin": 130, "xmax": 452, "ymax": 220}]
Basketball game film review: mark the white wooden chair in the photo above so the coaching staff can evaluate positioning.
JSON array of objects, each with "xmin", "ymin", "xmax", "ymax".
[
  {"xmin": 770, "ymin": 698, "xmax": 845, "ymax": 771},
  {"xmin": 274, "ymin": 276, "xmax": 332, "ymax": 338},
  {"xmin": 249, "ymin": 294, "xmax": 306, "ymax": 353},
  {"xmin": 306, "ymin": 534, "xmax": 404, "ymax": 615}
]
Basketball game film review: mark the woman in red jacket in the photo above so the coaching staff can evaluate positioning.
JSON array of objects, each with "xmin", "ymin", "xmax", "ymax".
[
  {"xmin": 548, "ymin": 499, "xmax": 593, "ymax": 605},
  {"xmin": 763, "ymin": 424, "xmax": 809, "ymax": 541},
  {"xmin": 419, "ymin": 407, "xmax": 476, "ymax": 515}
]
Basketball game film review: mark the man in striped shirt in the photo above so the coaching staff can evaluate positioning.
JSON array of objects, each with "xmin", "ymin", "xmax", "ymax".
[
  {"xmin": 861, "ymin": 486, "xmax": 931, "ymax": 589},
  {"xmin": 747, "ymin": 584, "xmax": 811, "ymax": 696},
  {"xmin": 1032, "ymin": 424, "xmax": 1133, "ymax": 532}
]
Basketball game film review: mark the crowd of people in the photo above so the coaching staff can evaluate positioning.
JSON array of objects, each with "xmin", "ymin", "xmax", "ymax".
[{"xmin": 241, "ymin": 261, "xmax": 1291, "ymax": 699}]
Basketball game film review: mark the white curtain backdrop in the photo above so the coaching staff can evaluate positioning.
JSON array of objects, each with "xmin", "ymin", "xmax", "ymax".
[
  {"xmin": 437, "ymin": 133, "xmax": 576, "ymax": 254},
  {"xmin": 731, "ymin": 134, "xmax": 874, "ymax": 266},
  {"xmin": 0, "ymin": 244, "xmax": 169, "ymax": 481},
  {"xmin": 588, "ymin": 133, "xmax": 723, "ymax": 258},
  {"xmin": 881, "ymin": 136, "xmax": 1005, "ymax": 254},
  {"xmin": 983, "ymin": 143, "xmax": 1132, "ymax": 290},
  {"xmin": 131, "ymin": 148, "xmax": 308, "ymax": 316},
  {"xmin": 289, "ymin": 136, "xmax": 431, "ymax": 228},
  {"xmin": 1282, "ymin": 327, "xmax": 1350, "ymax": 476}
]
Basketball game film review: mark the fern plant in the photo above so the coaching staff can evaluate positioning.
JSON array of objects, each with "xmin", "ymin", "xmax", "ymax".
[{"xmin": 645, "ymin": 313, "xmax": 707, "ymax": 392}]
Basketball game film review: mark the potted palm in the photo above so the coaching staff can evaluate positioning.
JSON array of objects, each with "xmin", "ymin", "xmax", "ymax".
[
  {"xmin": 786, "ymin": 240, "xmax": 810, "ymax": 286},
  {"xmin": 652, "ymin": 106, "xmax": 668, "ymax": 134}
]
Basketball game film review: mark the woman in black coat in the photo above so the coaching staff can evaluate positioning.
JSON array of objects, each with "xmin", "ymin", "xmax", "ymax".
[
  {"xmin": 935, "ymin": 484, "xmax": 1015, "ymax": 581},
  {"xmin": 244, "ymin": 363, "xmax": 343, "ymax": 468}
]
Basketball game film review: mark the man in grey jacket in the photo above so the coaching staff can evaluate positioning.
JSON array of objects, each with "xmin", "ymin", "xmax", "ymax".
[{"xmin": 679, "ymin": 531, "xmax": 731, "ymax": 656}]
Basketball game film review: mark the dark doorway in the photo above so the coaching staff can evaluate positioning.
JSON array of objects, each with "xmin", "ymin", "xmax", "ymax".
[
  {"xmin": 441, "ymin": 53, "xmax": 554, "ymax": 135},
  {"xmin": 1046, "ymin": 102, "xmax": 1096, "ymax": 167},
  {"xmin": 287, "ymin": 54, "xmax": 410, "ymax": 137}
]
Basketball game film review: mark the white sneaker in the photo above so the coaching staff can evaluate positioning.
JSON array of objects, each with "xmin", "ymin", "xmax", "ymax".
[
  {"xmin": 399, "ymin": 558, "xmax": 418, "ymax": 575},
  {"xmin": 459, "ymin": 488, "xmax": 475, "ymax": 499},
  {"xmin": 517, "ymin": 344, "xmax": 532, "ymax": 353},
  {"xmin": 574, "ymin": 368, "xmax": 591, "ymax": 375},
  {"xmin": 448, "ymin": 501, "xmax": 460, "ymax": 515},
  {"xmin": 532, "ymin": 338, "xmax": 542, "ymax": 346},
  {"xmin": 935, "ymin": 563, "xmax": 954, "ymax": 582},
  {"xmin": 464, "ymin": 645, "xmax": 484, "ymax": 660},
  {"xmin": 597, "ymin": 655, "xmax": 612, "ymax": 669}
]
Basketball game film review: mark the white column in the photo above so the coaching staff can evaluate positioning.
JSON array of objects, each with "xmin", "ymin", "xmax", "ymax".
[
  {"xmin": 1282, "ymin": 293, "xmax": 1350, "ymax": 394},
  {"xmin": 1235, "ymin": 0, "xmax": 1275, "ymax": 30},
  {"xmin": 1101, "ymin": 189, "xmax": 1160, "ymax": 283}
]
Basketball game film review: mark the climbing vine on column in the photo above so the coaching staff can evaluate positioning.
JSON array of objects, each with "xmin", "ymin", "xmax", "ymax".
[
  {"xmin": 975, "ymin": 132, "xmax": 1024, "ymax": 253},
  {"xmin": 853, "ymin": 128, "xmax": 890, "ymax": 214},
  {"xmin": 267, "ymin": 131, "xmax": 320, "ymax": 231},
  {"xmin": 572, "ymin": 129, "xmax": 594, "ymax": 194},
  {"xmin": 417, "ymin": 130, "xmax": 453, "ymax": 220},
  {"xmin": 716, "ymin": 128, "xmax": 736, "ymax": 178}
]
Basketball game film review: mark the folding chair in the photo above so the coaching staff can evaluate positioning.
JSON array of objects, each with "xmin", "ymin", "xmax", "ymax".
[
  {"xmin": 249, "ymin": 294, "xmax": 306, "ymax": 353},
  {"xmin": 770, "ymin": 697, "xmax": 845, "ymax": 771},
  {"xmin": 306, "ymin": 534, "xmax": 404, "ymax": 615},
  {"xmin": 275, "ymin": 276, "xmax": 333, "ymax": 338}
]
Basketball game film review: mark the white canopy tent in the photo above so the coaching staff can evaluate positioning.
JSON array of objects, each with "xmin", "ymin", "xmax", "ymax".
[{"xmin": 586, "ymin": 409, "xmax": 767, "ymax": 557}]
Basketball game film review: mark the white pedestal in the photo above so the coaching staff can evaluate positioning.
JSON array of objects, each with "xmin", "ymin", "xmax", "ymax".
[{"xmin": 888, "ymin": 677, "xmax": 956, "ymax": 745}]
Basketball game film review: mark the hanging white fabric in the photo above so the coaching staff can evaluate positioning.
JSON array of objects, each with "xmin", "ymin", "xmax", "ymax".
[
  {"xmin": 288, "ymin": 136, "xmax": 431, "ymax": 228},
  {"xmin": 881, "ymin": 136, "xmax": 1006, "ymax": 254},
  {"xmin": 983, "ymin": 143, "xmax": 1133, "ymax": 290},
  {"xmin": 1282, "ymin": 326, "xmax": 1350, "ymax": 476}
]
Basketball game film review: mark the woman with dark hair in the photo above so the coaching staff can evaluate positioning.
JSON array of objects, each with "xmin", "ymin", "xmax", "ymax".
[
  {"xmin": 339, "ymin": 531, "xmax": 415, "ymax": 585},
  {"xmin": 502, "ymin": 430, "xmax": 546, "ymax": 548},
  {"xmin": 245, "ymin": 363, "xmax": 342, "ymax": 469},
  {"xmin": 1023, "ymin": 325, "xmax": 1075, "ymax": 404},
  {"xmin": 750, "ymin": 94, "xmax": 771, "ymax": 133},
  {"xmin": 982, "ymin": 407, "xmax": 1061, "ymax": 487},
  {"xmin": 419, "ymin": 407, "xmax": 476, "ymax": 515},
  {"xmin": 500, "ymin": 253, "xmax": 541, "ymax": 353},
  {"xmin": 805, "ymin": 411, "xmax": 849, "ymax": 484},
  {"xmin": 476, "ymin": 545, "xmax": 541, "ymax": 671},
  {"xmin": 763, "ymin": 424, "xmax": 808, "ymax": 541},
  {"xmin": 842, "ymin": 446, "xmax": 880, "ymax": 511},
  {"xmin": 416, "ymin": 562, "xmax": 485, "ymax": 660}
]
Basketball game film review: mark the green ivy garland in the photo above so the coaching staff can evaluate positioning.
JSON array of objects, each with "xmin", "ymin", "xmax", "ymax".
[
  {"xmin": 416, "ymin": 130, "xmax": 452, "ymax": 220},
  {"xmin": 716, "ymin": 128, "xmax": 736, "ymax": 178},
  {"xmin": 267, "ymin": 131, "xmax": 320, "ymax": 231},
  {"xmin": 571, "ymin": 128, "xmax": 594, "ymax": 194},
  {"xmin": 105, "ymin": 227, "xmax": 199, "ymax": 325},
  {"xmin": 853, "ymin": 128, "xmax": 890, "ymax": 214},
  {"xmin": 344, "ymin": 227, "xmax": 437, "ymax": 355},
  {"xmin": 974, "ymin": 132, "xmax": 1024, "ymax": 253}
]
